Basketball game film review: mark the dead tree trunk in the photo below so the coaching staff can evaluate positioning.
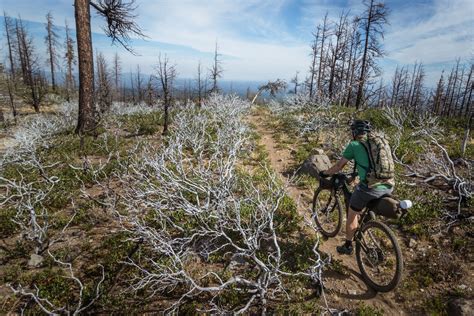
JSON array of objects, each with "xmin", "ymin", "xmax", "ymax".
[
  {"xmin": 354, "ymin": 0, "xmax": 387, "ymax": 109},
  {"xmin": 75, "ymin": 0, "xmax": 96, "ymax": 134},
  {"xmin": 3, "ymin": 13, "xmax": 16, "ymax": 81},
  {"xmin": 461, "ymin": 113, "xmax": 472, "ymax": 157},
  {"xmin": 316, "ymin": 13, "xmax": 329, "ymax": 97},
  {"xmin": 308, "ymin": 27, "xmax": 320, "ymax": 99},
  {"xmin": 45, "ymin": 12, "xmax": 59, "ymax": 91},
  {"xmin": 64, "ymin": 20, "xmax": 76, "ymax": 102}
]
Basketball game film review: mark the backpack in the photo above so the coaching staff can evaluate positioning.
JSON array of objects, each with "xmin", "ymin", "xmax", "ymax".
[{"xmin": 362, "ymin": 132, "xmax": 395, "ymax": 187}]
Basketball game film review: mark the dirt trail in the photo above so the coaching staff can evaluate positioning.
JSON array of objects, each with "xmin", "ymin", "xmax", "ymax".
[{"xmin": 248, "ymin": 111, "xmax": 405, "ymax": 314}]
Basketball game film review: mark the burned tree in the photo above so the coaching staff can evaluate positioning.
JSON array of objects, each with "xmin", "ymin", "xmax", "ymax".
[
  {"xmin": 74, "ymin": 0, "xmax": 145, "ymax": 134},
  {"xmin": 16, "ymin": 17, "xmax": 42, "ymax": 112},
  {"xmin": 64, "ymin": 20, "xmax": 76, "ymax": 102},
  {"xmin": 95, "ymin": 52, "xmax": 112, "ymax": 114},
  {"xmin": 328, "ymin": 11, "xmax": 349, "ymax": 99},
  {"xmin": 45, "ymin": 12, "xmax": 60, "ymax": 91},
  {"xmin": 290, "ymin": 72, "xmax": 300, "ymax": 95},
  {"xmin": 113, "ymin": 52, "xmax": 121, "ymax": 99},
  {"xmin": 308, "ymin": 26, "xmax": 320, "ymax": 99},
  {"xmin": 251, "ymin": 79, "xmax": 287, "ymax": 104},
  {"xmin": 316, "ymin": 13, "xmax": 330, "ymax": 97},
  {"xmin": 155, "ymin": 54, "xmax": 177, "ymax": 135},
  {"xmin": 354, "ymin": 0, "xmax": 388, "ymax": 109},
  {"xmin": 145, "ymin": 75, "xmax": 155, "ymax": 106},
  {"xmin": 3, "ymin": 12, "xmax": 16, "ymax": 81},
  {"xmin": 209, "ymin": 41, "xmax": 223, "ymax": 94},
  {"xmin": 196, "ymin": 61, "xmax": 204, "ymax": 107},
  {"xmin": 135, "ymin": 64, "xmax": 144, "ymax": 103}
]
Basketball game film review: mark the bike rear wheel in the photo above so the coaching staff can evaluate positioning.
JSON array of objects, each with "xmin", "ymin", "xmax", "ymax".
[
  {"xmin": 312, "ymin": 187, "xmax": 343, "ymax": 237},
  {"xmin": 355, "ymin": 220, "xmax": 403, "ymax": 292}
]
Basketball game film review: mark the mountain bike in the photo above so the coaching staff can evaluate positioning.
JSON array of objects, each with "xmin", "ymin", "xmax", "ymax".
[{"xmin": 312, "ymin": 172, "xmax": 412, "ymax": 292}]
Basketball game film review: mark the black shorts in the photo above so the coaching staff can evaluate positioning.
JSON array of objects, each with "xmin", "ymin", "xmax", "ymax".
[{"xmin": 350, "ymin": 184, "xmax": 393, "ymax": 212}]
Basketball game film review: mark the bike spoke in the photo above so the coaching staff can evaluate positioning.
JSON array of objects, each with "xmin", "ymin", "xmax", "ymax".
[
  {"xmin": 356, "ymin": 222, "xmax": 401, "ymax": 291},
  {"xmin": 312, "ymin": 188, "xmax": 342, "ymax": 237}
]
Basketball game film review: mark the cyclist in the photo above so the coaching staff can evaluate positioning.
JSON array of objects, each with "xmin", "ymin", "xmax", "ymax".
[{"xmin": 319, "ymin": 120, "xmax": 394, "ymax": 255}]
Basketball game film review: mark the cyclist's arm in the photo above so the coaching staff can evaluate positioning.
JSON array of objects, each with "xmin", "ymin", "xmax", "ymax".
[{"xmin": 323, "ymin": 157, "xmax": 349, "ymax": 176}]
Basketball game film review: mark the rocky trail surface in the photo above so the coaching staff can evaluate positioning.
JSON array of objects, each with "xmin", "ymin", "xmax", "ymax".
[{"xmin": 248, "ymin": 111, "xmax": 405, "ymax": 314}]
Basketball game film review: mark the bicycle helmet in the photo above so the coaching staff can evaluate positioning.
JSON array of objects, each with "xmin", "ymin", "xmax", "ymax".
[{"xmin": 350, "ymin": 120, "xmax": 372, "ymax": 135}]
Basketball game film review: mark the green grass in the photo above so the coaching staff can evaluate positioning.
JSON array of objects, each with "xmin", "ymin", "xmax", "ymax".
[
  {"xmin": 395, "ymin": 181, "xmax": 444, "ymax": 236},
  {"xmin": 355, "ymin": 303, "xmax": 384, "ymax": 316},
  {"xmin": 119, "ymin": 111, "xmax": 163, "ymax": 136},
  {"xmin": 0, "ymin": 208, "xmax": 17, "ymax": 237}
]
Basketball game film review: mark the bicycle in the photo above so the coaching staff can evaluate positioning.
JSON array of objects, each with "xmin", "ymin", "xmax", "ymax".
[{"xmin": 312, "ymin": 172, "xmax": 412, "ymax": 292}]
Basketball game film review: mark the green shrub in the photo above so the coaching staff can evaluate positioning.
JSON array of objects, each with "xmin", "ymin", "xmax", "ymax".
[
  {"xmin": 423, "ymin": 295, "xmax": 447, "ymax": 315},
  {"xmin": 395, "ymin": 181, "xmax": 443, "ymax": 236},
  {"xmin": 275, "ymin": 195, "xmax": 300, "ymax": 236},
  {"xmin": 0, "ymin": 208, "xmax": 17, "ymax": 237}
]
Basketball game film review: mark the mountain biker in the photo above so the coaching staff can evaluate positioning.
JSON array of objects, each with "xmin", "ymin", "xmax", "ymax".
[{"xmin": 319, "ymin": 120, "xmax": 394, "ymax": 255}]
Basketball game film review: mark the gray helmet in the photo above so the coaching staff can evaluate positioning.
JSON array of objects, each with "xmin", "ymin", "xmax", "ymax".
[{"xmin": 350, "ymin": 120, "xmax": 371, "ymax": 135}]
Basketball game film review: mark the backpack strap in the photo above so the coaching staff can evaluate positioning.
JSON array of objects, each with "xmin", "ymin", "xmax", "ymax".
[{"xmin": 359, "ymin": 141, "xmax": 373, "ymax": 173}]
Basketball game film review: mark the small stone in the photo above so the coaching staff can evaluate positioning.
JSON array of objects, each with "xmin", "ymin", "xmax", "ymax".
[
  {"xmin": 348, "ymin": 290, "xmax": 357, "ymax": 295},
  {"xmin": 408, "ymin": 238, "xmax": 417, "ymax": 248},
  {"xmin": 458, "ymin": 284, "xmax": 468, "ymax": 290},
  {"xmin": 28, "ymin": 254, "xmax": 44, "ymax": 268}
]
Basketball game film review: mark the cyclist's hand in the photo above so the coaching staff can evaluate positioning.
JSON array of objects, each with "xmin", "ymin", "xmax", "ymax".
[{"xmin": 319, "ymin": 171, "xmax": 329, "ymax": 178}]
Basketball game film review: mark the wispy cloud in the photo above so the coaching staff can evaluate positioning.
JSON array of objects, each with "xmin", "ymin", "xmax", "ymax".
[{"xmin": 385, "ymin": 0, "xmax": 473, "ymax": 64}]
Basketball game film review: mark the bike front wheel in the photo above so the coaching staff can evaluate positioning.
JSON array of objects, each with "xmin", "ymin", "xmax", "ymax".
[
  {"xmin": 355, "ymin": 220, "xmax": 403, "ymax": 292},
  {"xmin": 312, "ymin": 187, "xmax": 343, "ymax": 237}
]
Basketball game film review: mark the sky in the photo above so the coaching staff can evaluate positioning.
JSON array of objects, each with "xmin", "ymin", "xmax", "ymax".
[{"xmin": 1, "ymin": 0, "xmax": 473, "ymax": 86}]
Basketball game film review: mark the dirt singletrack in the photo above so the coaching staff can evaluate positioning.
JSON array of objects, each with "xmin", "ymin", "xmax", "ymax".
[{"xmin": 248, "ymin": 110, "xmax": 405, "ymax": 314}]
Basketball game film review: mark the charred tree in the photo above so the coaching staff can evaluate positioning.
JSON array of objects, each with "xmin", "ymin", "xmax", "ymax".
[
  {"xmin": 196, "ymin": 61, "xmax": 203, "ymax": 107},
  {"xmin": 308, "ymin": 26, "xmax": 320, "ymax": 99},
  {"xmin": 316, "ymin": 13, "xmax": 329, "ymax": 97},
  {"xmin": 354, "ymin": 0, "xmax": 388, "ymax": 109},
  {"xmin": 3, "ymin": 12, "xmax": 16, "ymax": 81},
  {"xmin": 95, "ymin": 52, "xmax": 112, "ymax": 114},
  {"xmin": 209, "ymin": 41, "xmax": 223, "ymax": 94},
  {"xmin": 64, "ymin": 20, "xmax": 76, "ymax": 102},
  {"xmin": 113, "ymin": 52, "xmax": 121, "ymax": 99},
  {"xmin": 74, "ymin": 0, "xmax": 145, "ymax": 134},
  {"xmin": 45, "ymin": 12, "xmax": 60, "ymax": 91},
  {"xmin": 155, "ymin": 54, "xmax": 177, "ymax": 135},
  {"xmin": 16, "ymin": 17, "xmax": 41, "ymax": 112}
]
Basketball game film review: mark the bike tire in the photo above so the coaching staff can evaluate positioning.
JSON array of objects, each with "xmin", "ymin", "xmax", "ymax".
[
  {"xmin": 355, "ymin": 220, "xmax": 403, "ymax": 292},
  {"xmin": 312, "ymin": 187, "xmax": 343, "ymax": 237}
]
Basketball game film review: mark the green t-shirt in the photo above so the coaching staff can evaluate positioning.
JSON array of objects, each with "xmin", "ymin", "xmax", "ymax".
[
  {"xmin": 342, "ymin": 140, "xmax": 370, "ymax": 183},
  {"xmin": 342, "ymin": 140, "xmax": 392, "ymax": 189}
]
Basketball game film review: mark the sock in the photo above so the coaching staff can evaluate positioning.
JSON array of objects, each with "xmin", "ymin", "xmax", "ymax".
[{"xmin": 344, "ymin": 240, "xmax": 352, "ymax": 248}]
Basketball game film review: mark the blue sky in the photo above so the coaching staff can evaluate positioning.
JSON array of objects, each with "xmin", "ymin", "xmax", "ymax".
[{"xmin": 1, "ymin": 0, "xmax": 473, "ymax": 86}]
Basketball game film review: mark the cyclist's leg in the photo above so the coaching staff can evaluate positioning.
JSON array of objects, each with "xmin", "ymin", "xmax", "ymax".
[
  {"xmin": 346, "ymin": 206, "xmax": 360, "ymax": 241},
  {"xmin": 348, "ymin": 185, "xmax": 393, "ymax": 238},
  {"xmin": 346, "ymin": 186, "xmax": 368, "ymax": 240},
  {"xmin": 337, "ymin": 186, "xmax": 365, "ymax": 254}
]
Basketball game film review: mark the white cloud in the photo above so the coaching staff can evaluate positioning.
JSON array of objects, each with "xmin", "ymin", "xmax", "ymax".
[
  {"xmin": 127, "ymin": 0, "xmax": 310, "ymax": 80},
  {"xmin": 385, "ymin": 0, "xmax": 474, "ymax": 65},
  {"xmin": 2, "ymin": 0, "xmax": 472, "ymax": 84}
]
